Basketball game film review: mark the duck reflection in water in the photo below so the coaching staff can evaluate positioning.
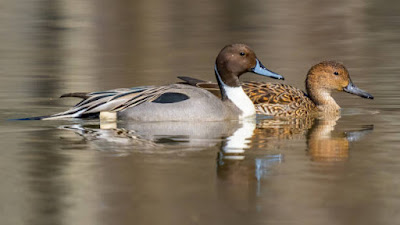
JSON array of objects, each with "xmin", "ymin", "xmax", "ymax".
[
  {"xmin": 59, "ymin": 112, "xmax": 372, "ymax": 211},
  {"xmin": 60, "ymin": 112, "xmax": 372, "ymax": 162},
  {"xmin": 251, "ymin": 114, "xmax": 373, "ymax": 162},
  {"xmin": 216, "ymin": 114, "xmax": 373, "ymax": 211},
  {"xmin": 305, "ymin": 116, "xmax": 373, "ymax": 162},
  {"xmin": 59, "ymin": 120, "xmax": 247, "ymax": 153},
  {"xmin": 219, "ymin": 114, "xmax": 373, "ymax": 172}
]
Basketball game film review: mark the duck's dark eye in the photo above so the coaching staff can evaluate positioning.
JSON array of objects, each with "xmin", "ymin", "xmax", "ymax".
[
  {"xmin": 239, "ymin": 52, "xmax": 245, "ymax": 56},
  {"xmin": 333, "ymin": 71, "xmax": 339, "ymax": 75}
]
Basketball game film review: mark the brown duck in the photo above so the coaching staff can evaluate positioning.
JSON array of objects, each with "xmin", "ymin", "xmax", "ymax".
[{"xmin": 179, "ymin": 61, "xmax": 374, "ymax": 117}]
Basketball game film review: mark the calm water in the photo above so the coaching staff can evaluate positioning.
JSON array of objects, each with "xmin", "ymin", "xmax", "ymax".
[{"xmin": 1, "ymin": 0, "xmax": 400, "ymax": 224}]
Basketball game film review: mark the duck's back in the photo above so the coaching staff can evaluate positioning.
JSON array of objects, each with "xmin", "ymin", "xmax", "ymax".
[
  {"xmin": 118, "ymin": 84, "xmax": 241, "ymax": 121},
  {"xmin": 242, "ymin": 82, "xmax": 316, "ymax": 117},
  {"xmin": 50, "ymin": 84, "xmax": 241, "ymax": 121}
]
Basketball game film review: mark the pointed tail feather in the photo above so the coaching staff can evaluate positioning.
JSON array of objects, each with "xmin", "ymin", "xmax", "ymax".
[
  {"xmin": 12, "ymin": 85, "xmax": 173, "ymax": 121},
  {"xmin": 177, "ymin": 76, "xmax": 207, "ymax": 86},
  {"xmin": 60, "ymin": 92, "xmax": 90, "ymax": 99},
  {"xmin": 10, "ymin": 115, "xmax": 53, "ymax": 120},
  {"xmin": 12, "ymin": 109, "xmax": 88, "ymax": 120}
]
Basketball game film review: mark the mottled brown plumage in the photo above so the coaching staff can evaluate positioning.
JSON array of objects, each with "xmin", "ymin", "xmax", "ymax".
[
  {"xmin": 242, "ymin": 82, "xmax": 316, "ymax": 117},
  {"xmin": 179, "ymin": 61, "xmax": 374, "ymax": 117}
]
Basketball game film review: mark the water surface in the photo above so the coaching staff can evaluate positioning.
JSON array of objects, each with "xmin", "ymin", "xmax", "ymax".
[{"xmin": 1, "ymin": 0, "xmax": 400, "ymax": 225}]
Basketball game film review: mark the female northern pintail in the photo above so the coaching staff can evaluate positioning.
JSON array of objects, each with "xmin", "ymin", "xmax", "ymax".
[
  {"xmin": 179, "ymin": 61, "xmax": 373, "ymax": 117},
  {"xmin": 25, "ymin": 44, "xmax": 284, "ymax": 121}
]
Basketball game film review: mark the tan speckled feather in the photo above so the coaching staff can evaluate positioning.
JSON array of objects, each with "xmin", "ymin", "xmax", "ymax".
[{"xmin": 242, "ymin": 82, "xmax": 316, "ymax": 117}]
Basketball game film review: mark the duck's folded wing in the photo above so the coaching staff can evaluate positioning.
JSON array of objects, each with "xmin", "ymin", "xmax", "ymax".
[
  {"xmin": 45, "ymin": 86, "xmax": 171, "ymax": 120},
  {"xmin": 242, "ymin": 82, "xmax": 315, "ymax": 116},
  {"xmin": 242, "ymin": 82, "xmax": 305, "ymax": 104}
]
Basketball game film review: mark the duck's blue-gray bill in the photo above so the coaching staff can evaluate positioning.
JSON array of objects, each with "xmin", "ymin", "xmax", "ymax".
[
  {"xmin": 343, "ymin": 82, "xmax": 374, "ymax": 99},
  {"xmin": 251, "ymin": 59, "xmax": 284, "ymax": 80}
]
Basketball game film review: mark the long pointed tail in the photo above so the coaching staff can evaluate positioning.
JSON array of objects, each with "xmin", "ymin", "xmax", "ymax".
[
  {"xmin": 12, "ymin": 112, "xmax": 99, "ymax": 121},
  {"xmin": 177, "ymin": 76, "xmax": 207, "ymax": 86},
  {"xmin": 10, "ymin": 115, "xmax": 53, "ymax": 120}
]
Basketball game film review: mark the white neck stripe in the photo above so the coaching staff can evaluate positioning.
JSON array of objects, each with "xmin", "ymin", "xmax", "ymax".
[{"xmin": 215, "ymin": 64, "xmax": 256, "ymax": 118}]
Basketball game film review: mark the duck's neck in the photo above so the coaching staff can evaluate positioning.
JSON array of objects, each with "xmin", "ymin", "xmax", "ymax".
[
  {"xmin": 215, "ymin": 65, "xmax": 256, "ymax": 118},
  {"xmin": 306, "ymin": 87, "xmax": 340, "ymax": 112}
]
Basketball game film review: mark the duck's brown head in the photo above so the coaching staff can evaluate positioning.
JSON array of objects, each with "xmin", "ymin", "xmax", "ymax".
[
  {"xmin": 215, "ymin": 44, "xmax": 283, "ymax": 88},
  {"xmin": 305, "ymin": 61, "xmax": 373, "ymax": 110}
]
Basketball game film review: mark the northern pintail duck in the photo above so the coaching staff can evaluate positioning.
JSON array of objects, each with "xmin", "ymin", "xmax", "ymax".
[
  {"xmin": 179, "ymin": 61, "xmax": 373, "ymax": 117},
  {"xmin": 24, "ymin": 44, "xmax": 284, "ymax": 121}
]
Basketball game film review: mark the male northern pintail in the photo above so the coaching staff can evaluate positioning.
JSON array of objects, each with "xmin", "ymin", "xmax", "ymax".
[
  {"xmin": 179, "ymin": 61, "xmax": 373, "ymax": 117},
  {"xmin": 24, "ymin": 44, "xmax": 284, "ymax": 121}
]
